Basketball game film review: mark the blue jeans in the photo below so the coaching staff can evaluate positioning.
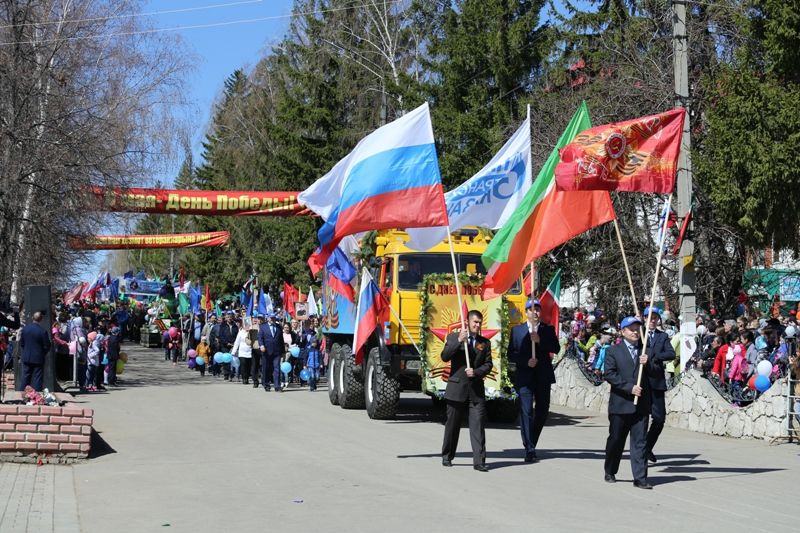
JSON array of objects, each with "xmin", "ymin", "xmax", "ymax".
[
  {"xmin": 308, "ymin": 368, "xmax": 320, "ymax": 390},
  {"xmin": 85, "ymin": 364, "xmax": 97, "ymax": 388}
]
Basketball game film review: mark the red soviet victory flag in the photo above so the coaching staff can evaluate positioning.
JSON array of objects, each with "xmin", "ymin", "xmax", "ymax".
[{"xmin": 555, "ymin": 108, "xmax": 685, "ymax": 194}]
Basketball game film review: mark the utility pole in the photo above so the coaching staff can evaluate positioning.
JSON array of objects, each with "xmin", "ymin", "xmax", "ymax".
[{"xmin": 673, "ymin": 1, "xmax": 696, "ymax": 332}]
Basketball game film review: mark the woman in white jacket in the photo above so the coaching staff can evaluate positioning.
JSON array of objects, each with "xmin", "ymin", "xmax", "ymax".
[{"xmin": 232, "ymin": 323, "xmax": 254, "ymax": 385}]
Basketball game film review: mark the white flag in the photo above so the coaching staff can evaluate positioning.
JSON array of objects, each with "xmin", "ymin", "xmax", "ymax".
[
  {"xmin": 405, "ymin": 117, "xmax": 532, "ymax": 250},
  {"xmin": 307, "ymin": 287, "xmax": 318, "ymax": 316}
]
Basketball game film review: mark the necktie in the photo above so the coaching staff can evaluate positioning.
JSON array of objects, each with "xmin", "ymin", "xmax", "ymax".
[
  {"xmin": 629, "ymin": 344, "xmax": 638, "ymax": 362},
  {"xmin": 469, "ymin": 336, "xmax": 474, "ymax": 348}
]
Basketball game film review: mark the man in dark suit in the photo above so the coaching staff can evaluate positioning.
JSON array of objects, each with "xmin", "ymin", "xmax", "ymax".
[
  {"xmin": 19, "ymin": 311, "xmax": 51, "ymax": 391},
  {"xmin": 259, "ymin": 313, "xmax": 285, "ymax": 391},
  {"xmin": 641, "ymin": 307, "xmax": 675, "ymax": 463},
  {"xmin": 603, "ymin": 316, "xmax": 652, "ymax": 489},
  {"xmin": 441, "ymin": 310, "xmax": 494, "ymax": 472},
  {"xmin": 507, "ymin": 298, "xmax": 560, "ymax": 462}
]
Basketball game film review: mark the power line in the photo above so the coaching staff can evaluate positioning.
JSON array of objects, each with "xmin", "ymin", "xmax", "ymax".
[
  {"xmin": 0, "ymin": 0, "xmax": 403, "ymax": 47},
  {"xmin": 0, "ymin": 0, "xmax": 264, "ymax": 30}
]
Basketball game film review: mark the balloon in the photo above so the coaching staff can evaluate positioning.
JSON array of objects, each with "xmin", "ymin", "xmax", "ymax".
[
  {"xmin": 147, "ymin": 308, "xmax": 156, "ymax": 316},
  {"xmin": 87, "ymin": 331, "xmax": 97, "ymax": 342},
  {"xmin": 169, "ymin": 326, "xmax": 178, "ymax": 338},
  {"xmin": 755, "ymin": 375, "xmax": 771, "ymax": 392},
  {"xmin": 747, "ymin": 375, "xmax": 757, "ymax": 390},
  {"xmin": 116, "ymin": 359, "xmax": 125, "ymax": 375},
  {"xmin": 213, "ymin": 352, "xmax": 222, "ymax": 363},
  {"xmin": 120, "ymin": 352, "xmax": 128, "ymax": 363},
  {"xmin": 785, "ymin": 325, "xmax": 796, "ymax": 338},
  {"xmin": 299, "ymin": 369, "xmax": 310, "ymax": 381},
  {"xmin": 102, "ymin": 356, "xmax": 109, "ymax": 365},
  {"xmin": 231, "ymin": 356, "xmax": 240, "ymax": 369},
  {"xmin": 187, "ymin": 349, "xmax": 197, "ymax": 358},
  {"xmin": 280, "ymin": 361, "xmax": 292, "ymax": 374},
  {"xmin": 222, "ymin": 353, "xmax": 233, "ymax": 364},
  {"xmin": 755, "ymin": 336, "xmax": 767, "ymax": 351},
  {"xmin": 195, "ymin": 356, "xmax": 205, "ymax": 366},
  {"xmin": 290, "ymin": 346, "xmax": 301, "ymax": 358},
  {"xmin": 188, "ymin": 359, "xmax": 197, "ymax": 369},
  {"xmin": 756, "ymin": 360, "xmax": 772, "ymax": 377}
]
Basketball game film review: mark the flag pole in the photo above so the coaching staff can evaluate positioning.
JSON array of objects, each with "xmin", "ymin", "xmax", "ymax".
[
  {"xmin": 634, "ymin": 193, "xmax": 673, "ymax": 405},
  {"xmin": 386, "ymin": 303, "xmax": 422, "ymax": 355},
  {"xmin": 613, "ymin": 218, "xmax": 640, "ymax": 315},
  {"xmin": 445, "ymin": 225, "xmax": 472, "ymax": 369}
]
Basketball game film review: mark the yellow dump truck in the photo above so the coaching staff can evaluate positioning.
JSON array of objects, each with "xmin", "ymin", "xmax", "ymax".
[{"xmin": 322, "ymin": 228, "xmax": 526, "ymax": 419}]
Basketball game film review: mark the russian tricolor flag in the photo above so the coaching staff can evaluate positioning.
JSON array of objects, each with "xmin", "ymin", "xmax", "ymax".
[
  {"xmin": 300, "ymin": 103, "xmax": 448, "ymax": 274},
  {"xmin": 326, "ymin": 247, "xmax": 357, "ymax": 302},
  {"xmin": 352, "ymin": 269, "xmax": 389, "ymax": 365}
]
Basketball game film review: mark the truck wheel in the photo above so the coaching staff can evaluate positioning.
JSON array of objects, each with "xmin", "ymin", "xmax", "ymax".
[
  {"xmin": 487, "ymin": 398, "xmax": 519, "ymax": 424},
  {"xmin": 327, "ymin": 343, "xmax": 340, "ymax": 406},
  {"xmin": 337, "ymin": 344, "xmax": 365, "ymax": 409},
  {"xmin": 365, "ymin": 347, "xmax": 400, "ymax": 419}
]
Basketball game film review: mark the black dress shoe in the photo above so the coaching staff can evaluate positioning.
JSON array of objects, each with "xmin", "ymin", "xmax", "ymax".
[
  {"xmin": 604, "ymin": 474, "xmax": 616, "ymax": 483},
  {"xmin": 442, "ymin": 459, "xmax": 452, "ymax": 467},
  {"xmin": 633, "ymin": 480, "xmax": 653, "ymax": 490},
  {"xmin": 473, "ymin": 464, "xmax": 489, "ymax": 472},
  {"xmin": 646, "ymin": 450, "xmax": 657, "ymax": 463},
  {"xmin": 524, "ymin": 451, "xmax": 538, "ymax": 463}
]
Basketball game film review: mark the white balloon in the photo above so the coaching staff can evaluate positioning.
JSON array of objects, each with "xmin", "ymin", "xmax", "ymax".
[
  {"xmin": 785, "ymin": 325, "xmax": 796, "ymax": 338},
  {"xmin": 757, "ymin": 359, "xmax": 773, "ymax": 377}
]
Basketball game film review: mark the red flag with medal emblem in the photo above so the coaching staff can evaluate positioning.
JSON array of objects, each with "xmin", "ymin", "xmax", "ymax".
[{"xmin": 555, "ymin": 108, "xmax": 685, "ymax": 194}]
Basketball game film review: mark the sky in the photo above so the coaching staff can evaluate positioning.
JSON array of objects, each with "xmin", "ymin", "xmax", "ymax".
[
  {"xmin": 87, "ymin": 0, "xmax": 295, "ymax": 276},
  {"xmin": 147, "ymin": 0, "xmax": 295, "ymax": 178}
]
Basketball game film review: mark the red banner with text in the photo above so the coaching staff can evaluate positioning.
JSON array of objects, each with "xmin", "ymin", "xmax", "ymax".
[
  {"xmin": 90, "ymin": 187, "xmax": 309, "ymax": 216},
  {"xmin": 69, "ymin": 231, "xmax": 230, "ymax": 250}
]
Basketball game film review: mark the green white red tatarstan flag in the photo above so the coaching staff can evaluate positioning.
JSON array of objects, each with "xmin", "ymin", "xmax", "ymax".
[
  {"xmin": 539, "ymin": 270, "xmax": 561, "ymax": 327},
  {"xmin": 481, "ymin": 102, "xmax": 616, "ymax": 297}
]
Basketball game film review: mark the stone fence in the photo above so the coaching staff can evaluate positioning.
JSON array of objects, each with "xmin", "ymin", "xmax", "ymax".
[{"xmin": 552, "ymin": 356, "xmax": 790, "ymax": 440}]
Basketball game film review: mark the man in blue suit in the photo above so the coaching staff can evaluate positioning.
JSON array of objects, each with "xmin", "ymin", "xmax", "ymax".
[
  {"xmin": 507, "ymin": 299, "xmax": 560, "ymax": 462},
  {"xmin": 603, "ymin": 316, "xmax": 652, "ymax": 489},
  {"xmin": 642, "ymin": 307, "xmax": 675, "ymax": 463},
  {"xmin": 19, "ymin": 311, "xmax": 51, "ymax": 391},
  {"xmin": 258, "ymin": 313, "xmax": 285, "ymax": 392}
]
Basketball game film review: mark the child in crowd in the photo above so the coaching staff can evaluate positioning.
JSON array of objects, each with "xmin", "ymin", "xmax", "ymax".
[
  {"xmin": 196, "ymin": 336, "xmax": 210, "ymax": 377},
  {"xmin": 727, "ymin": 344, "xmax": 748, "ymax": 403},
  {"xmin": 305, "ymin": 339, "xmax": 321, "ymax": 391},
  {"xmin": 592, "ymin": 332, "xmax": 613, "ymax": 377},
  {"xmin": 86, "ymin": 330, "xmax": 101, "ymax": 392}
]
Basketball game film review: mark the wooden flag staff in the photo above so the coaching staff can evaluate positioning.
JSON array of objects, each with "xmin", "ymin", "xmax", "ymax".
[
  {"xmin": 634, "ymin": 193, "xmax": 673, "ymax": 405},
  {"xmin": 446, "ymin": 226, "xmax": 472, "ymax": 370}
]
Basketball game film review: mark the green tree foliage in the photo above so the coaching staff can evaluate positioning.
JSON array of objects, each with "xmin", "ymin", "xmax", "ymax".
[
  {"xmin": 695, "ymin": 0, "xmax": 800, "ymax": 252},
  {"xmin": 124, "ymin": 0, "xmax": 796, "ymax": 315},
  {"xmin": 421, "ymin": 0, "xmax": 549, "ymax": 187}
]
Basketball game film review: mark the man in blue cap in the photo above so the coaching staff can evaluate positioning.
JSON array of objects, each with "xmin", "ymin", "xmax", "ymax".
[
  {"xmin": 507, "ymin": 298, "xmax": 560, "ymax": 462},
  {"xmin": 603, "ymin": 315, "xmax": 652, "ymax": 489},
  {"xmin": 641, "ymin": 306, "xmax": 675, "ymax": 464}
]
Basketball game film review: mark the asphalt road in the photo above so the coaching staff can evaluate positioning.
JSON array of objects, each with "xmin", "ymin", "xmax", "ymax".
[{"xmin": 70, "ymin": 342, "xmax": 798, "ymax": 533}]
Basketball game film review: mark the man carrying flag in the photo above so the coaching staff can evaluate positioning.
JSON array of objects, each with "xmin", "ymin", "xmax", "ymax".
[
  {"xmin": 507, "ymin": 292, "xmax": 560, "ymax": 463},
  {"xmin": 555, "ymin": 107, "xmax": 686, "ymax": 474}
]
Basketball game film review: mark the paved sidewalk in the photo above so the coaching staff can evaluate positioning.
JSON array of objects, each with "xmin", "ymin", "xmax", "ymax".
[
  {"xmin": 0, "ymin": 463, "xmax": 80, "ymax": 533},
  {"xmin": 6, "ymin": 340, "xmax": 797, "ymax": 532}
]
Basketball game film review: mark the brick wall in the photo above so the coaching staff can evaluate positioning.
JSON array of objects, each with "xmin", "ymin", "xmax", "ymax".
[{"xmin": 0, "ymin": 404, "xmax": 93, "ymax": 464}]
